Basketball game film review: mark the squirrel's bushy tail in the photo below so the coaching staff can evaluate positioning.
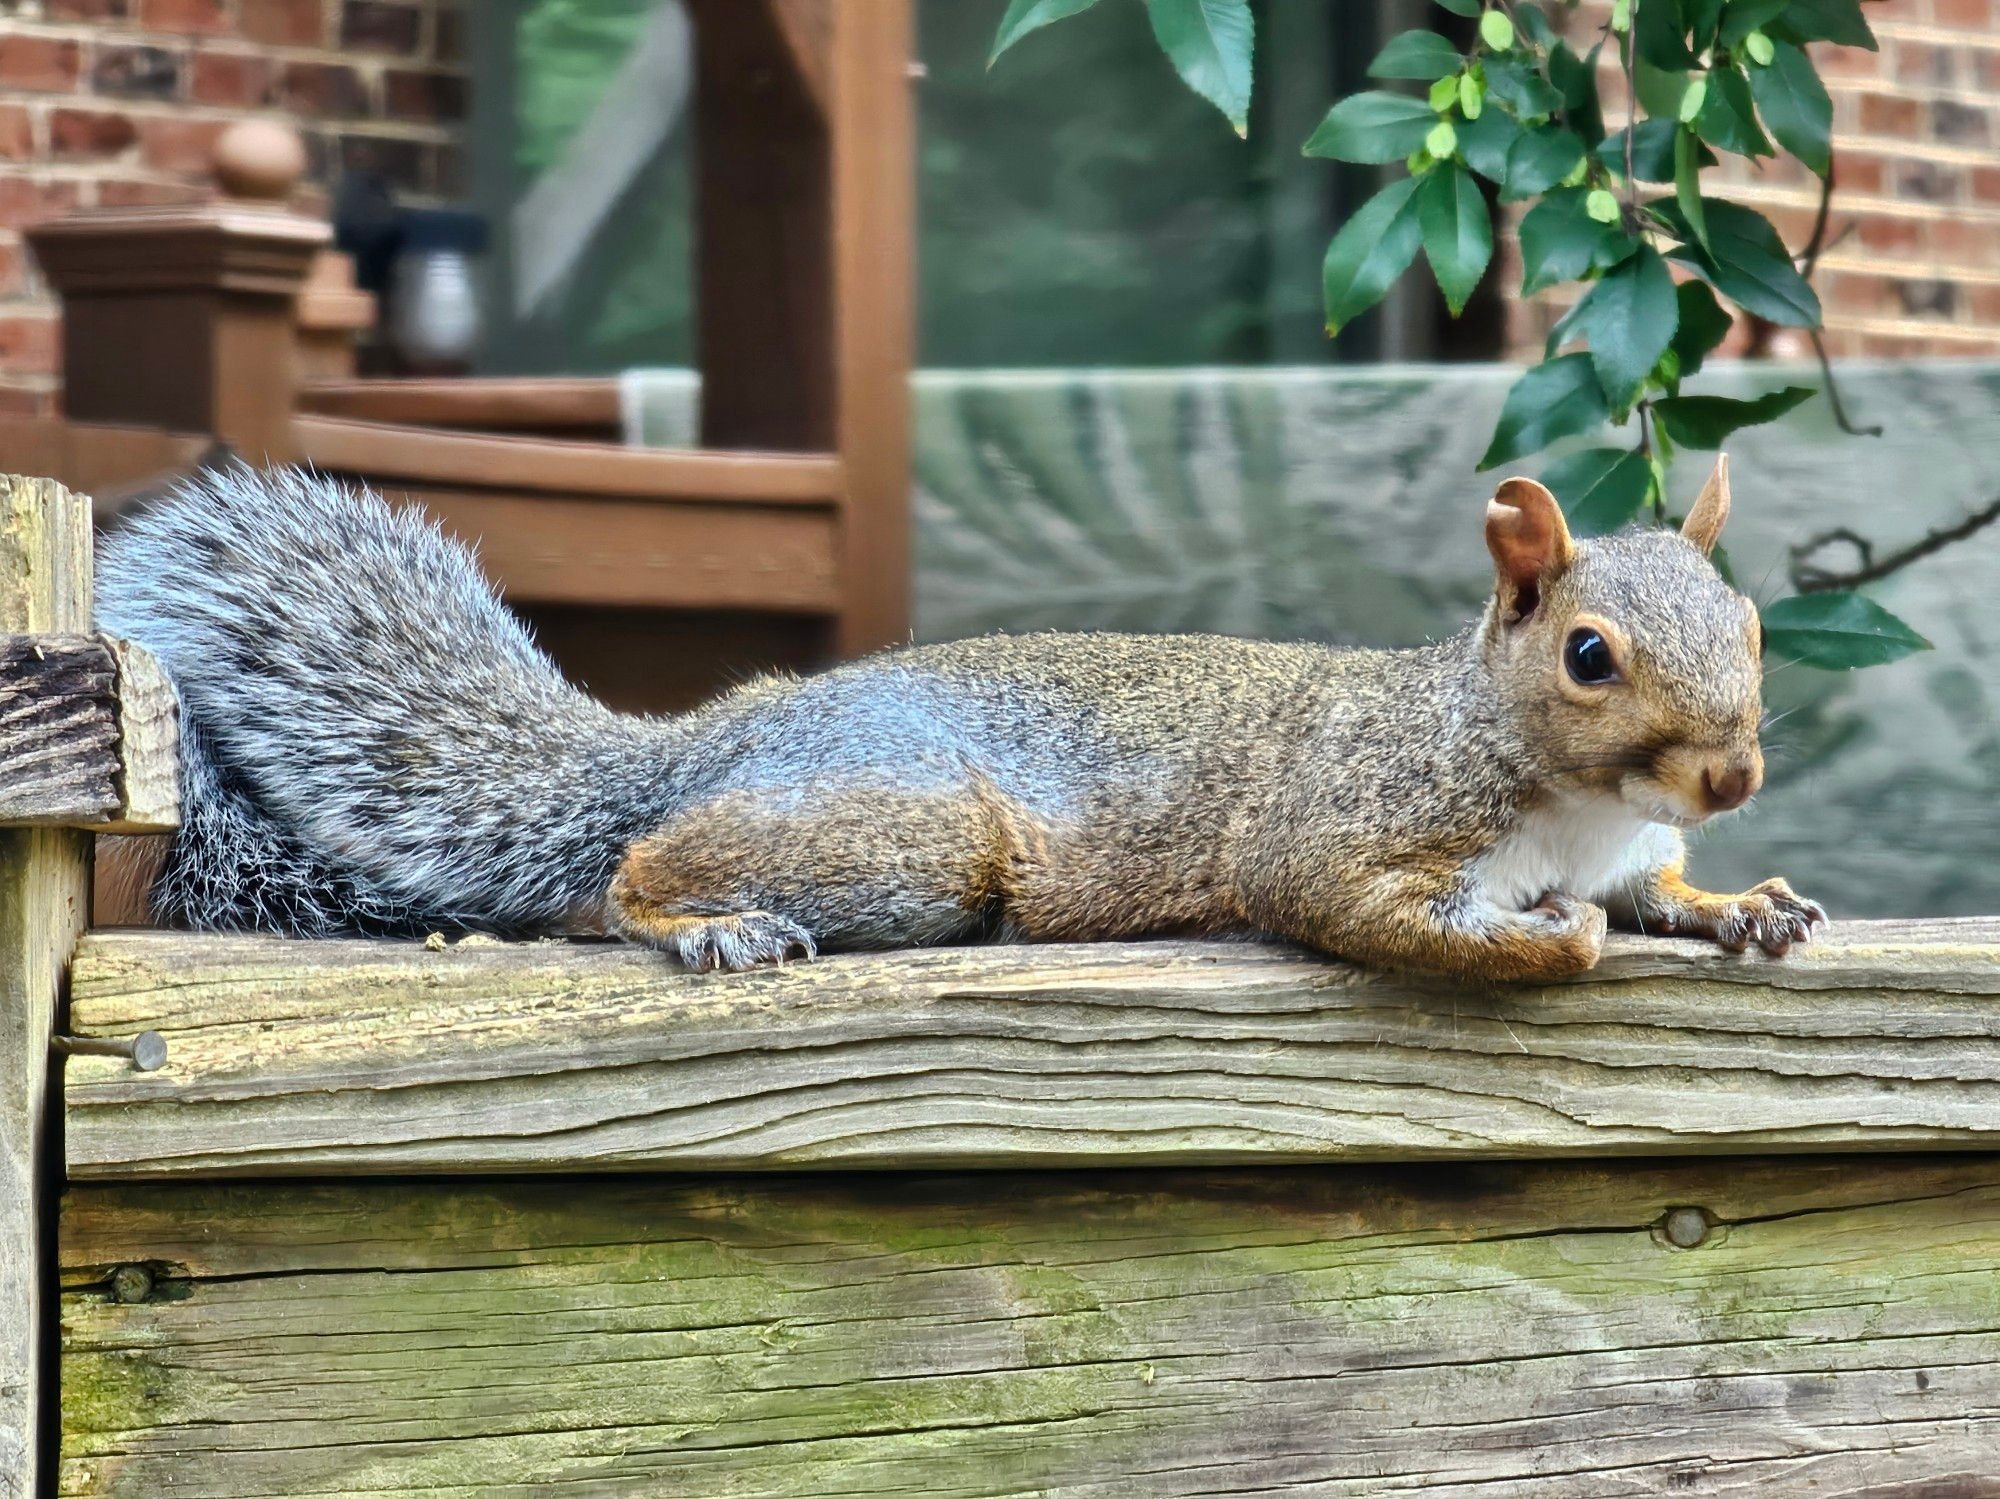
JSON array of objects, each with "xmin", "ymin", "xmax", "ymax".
[{"xmin": 96, "ymin": 466, "xmax": 676, "ymax": 938}]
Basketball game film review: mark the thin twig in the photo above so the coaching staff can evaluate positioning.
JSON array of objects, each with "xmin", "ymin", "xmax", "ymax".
[
  {"xmin": 1790, "ymin": 497, "xmax": 2000, "ymax": 593},
  {"xmin": 1620, "ymin": 6, "xmax": 1638, "ymax": 221},
  {"xmin": 1796, "ymin": 149, "xmax": 1882, "ymax": 437}
]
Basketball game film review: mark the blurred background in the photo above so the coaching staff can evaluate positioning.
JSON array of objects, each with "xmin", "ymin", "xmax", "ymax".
[{"xmin": 0, "ymin": 0, "xmax": 1994, "ymax": 916}]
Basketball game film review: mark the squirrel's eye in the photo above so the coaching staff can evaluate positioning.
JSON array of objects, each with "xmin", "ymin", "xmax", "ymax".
[{"xmin": 1563, "ymin": 627, "xmax": 1619, "ymax": 686}]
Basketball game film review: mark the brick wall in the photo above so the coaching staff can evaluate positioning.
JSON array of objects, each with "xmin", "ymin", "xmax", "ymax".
[
  {"xmin": 1503, "ymin": 0, "xmax": 2000, "ymax": 360},
  {"xmin": 0, "ymin": 0, "xmax": 467, "ymax": 414}
]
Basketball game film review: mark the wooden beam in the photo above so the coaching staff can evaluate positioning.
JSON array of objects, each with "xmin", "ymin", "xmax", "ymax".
[
  {"xmin": 54, "ymin": 1156, "xmax": 2000, "ymax": 1494},
  {"xmin": 60, "ymin": 918, "xmax": 2000, "ymax": 1179},
  {"xmin": 1, "ymin": 475, "xmax": 93, "ymax": 1499},
  {"xmin": 0, "ymin": 635, "xmax": 179, "ymax": 834},
  {"xmin": 297, "ymin": 378, "xmax": 623, "ymax": 434},
  {"xmin": 291, "ymin": 415, "xmax": 843, "ymax": 506}
]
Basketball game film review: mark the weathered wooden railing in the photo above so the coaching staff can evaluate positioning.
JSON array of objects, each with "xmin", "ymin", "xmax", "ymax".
[{"xmin": 9, "ymin": 472, "xmax": 2000, "ymax": 1497}]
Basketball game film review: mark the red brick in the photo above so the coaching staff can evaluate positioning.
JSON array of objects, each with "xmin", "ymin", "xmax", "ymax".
[
  {"xmin": 1857, "ymin": 213, "xmax": 1923, "ymax": 252},
  {"xmin": 136, "ymin": 0, "xmax": 232, "ymax": 34},
  {"xmin": 0, "ymin": 314, "xmax": 61, "ymax": 375},
  {"xmin": 340, "ymin": 0, "xmax": 423, "ymax": 54},
  {"xmin": 240, "ymin": 0, "xmax": 327, "ymax": 46},
  {"xmin": 47, "ymin": 0, "xmax": 133, "ymax": 19},
  {"xmin": 337, "ymin": 130, "xmax": 422, "ymax": 189},
  {"xmin": 137, "ymin": 115, "xmax": 226, "ymax": 174},
  {"xmin": 1969, "ymin": 285, "xmax": 2000, "ymax": 322},
  {"xmin": 94, "ymin": 176, "xmax": 205, "ymax": 206},
  {"xmin": 0, "ymin": 106, "xmax": 35, "ymax": 162},
  {"xmin": 1858, "ymin": 93, "xmax": 1922, "ymax": 136},
  {"xmin": 0, "ymin": 35, "xmax": 82, "ymax": 94},
  {"xmin": 1972, "ymin": 166, "xmax": 2000, "ymax": 204},
  {"xmin": 190, "ymin": 49, "xmax": 274, "ymax": 106},
  {"xmin": 274, "ymin": 60, "xmax": 372, "ymax": 119},
  {"xmin": 90, "ymin": 43, "xmax": 184, "ymax": 99},
  {"xmin": 384, "ymin": 68, "xmax": 466, "ymax": 124},
  {"xmin": 1839, "ymin": 153, "xmax": 1887, "ymax": 194},
  {"xmin": 0, "ymin": 240, "xmax": 23, "ymax": 298},
  {"xmin": 0, "ymin": 175, "xmax": 82, "ymax": 228},
  {"xmin": 50, "ymin": 108, "xmax": 140, "ymax": 160},
  {"xmin": 1934, "ymin": 0, "xmax": 1991, "ymax": 28}
]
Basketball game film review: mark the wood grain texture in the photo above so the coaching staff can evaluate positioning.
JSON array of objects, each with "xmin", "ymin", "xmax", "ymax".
[
  {"xmin": 61, "ymin": 918, "xmax": 2000, "ymax": 1178},
  {"xmin": 55, "ymin": 1157, "xmax": 2000, "ymax": 1497},
  {"xmin": 0, "ymin": 635, "xmax": 117, "ymax": 827},
  {"xmin": 292, "ymin": 415, "xmax": 843, "ymax": 505},
  {"xmin": 97, "ymin": 637, "xmax": 178, "ymax": 835},
  {"xmin": 1, "ymin": 474, "xmax": 94, "ymax": 1499},
  {"xmin": 0, "ymin": 635, "xmax": 179, "ymax": 832}
]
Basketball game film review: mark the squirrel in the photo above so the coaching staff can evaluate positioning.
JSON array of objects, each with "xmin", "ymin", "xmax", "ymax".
[{"xmin": 94, "ymin": 457, "xmax": 1823, "ymax": 982}]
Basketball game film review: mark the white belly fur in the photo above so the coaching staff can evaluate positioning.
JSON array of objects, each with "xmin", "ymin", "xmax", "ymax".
[{"xmin": 1469, "ymin": 798, "xmax": 1671, "ymax": 911}]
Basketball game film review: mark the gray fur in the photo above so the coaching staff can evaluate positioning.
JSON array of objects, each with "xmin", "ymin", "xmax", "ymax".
[{"xmin": 97, "ymin": 466, "xmax": 683, "ymax": 936}]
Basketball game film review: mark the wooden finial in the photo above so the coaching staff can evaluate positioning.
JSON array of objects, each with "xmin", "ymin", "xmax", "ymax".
[{"xmin": 213, "ymin": 118, "xmax": 308, "ymax": 202}]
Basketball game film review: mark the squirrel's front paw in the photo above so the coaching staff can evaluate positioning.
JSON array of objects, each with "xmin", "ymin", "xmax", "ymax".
[{"xmin": 1665, "ymin": 878, "xmax": 1827, "ymax": 957}]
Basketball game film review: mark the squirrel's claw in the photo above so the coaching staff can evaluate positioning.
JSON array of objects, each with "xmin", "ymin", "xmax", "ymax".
[
  {"xmin": 632, "ymin": 909, "xmax": 819, "ymax": 973},
  {"xmin": 1688, "ymin": 878, "xmax": 1826, "ymax": 958}
]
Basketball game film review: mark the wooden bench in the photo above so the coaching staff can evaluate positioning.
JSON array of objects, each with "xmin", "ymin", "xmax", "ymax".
[{"xmin": 7, "ymin": 475, "xmax": 2000, "ymax": 1497}]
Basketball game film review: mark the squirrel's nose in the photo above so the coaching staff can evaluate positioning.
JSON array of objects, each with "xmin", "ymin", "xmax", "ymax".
[{"xmin": 1701, "ymin": 757, "xmax": 1762, "ymax": 813}]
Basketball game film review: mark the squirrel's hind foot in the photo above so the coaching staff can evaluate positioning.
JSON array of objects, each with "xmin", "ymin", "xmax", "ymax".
[{"xmin": 626, "ymin": 909, "xmax": 819, "ymax": 973}]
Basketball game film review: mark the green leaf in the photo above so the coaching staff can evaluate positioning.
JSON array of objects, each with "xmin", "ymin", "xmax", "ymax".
[
  {"xmin": 989, "ymin": 0, "xmax": 1106, "ymax": 65},
  {"xmin": 1670, "ymin": 280, "xmax": 1734, "ymax": 379},
  {"xmin": 1322, "ymin": 176, "xmax": 1426, "ymax": 334},
  {"xmin": 1634, "ymin": 58, "xmax": 1694, "ymax": 117},
  {"xmin": 1480, "ymin": 9, "xmax": 1516, "ymax": 50},
  {"xmin": 1542, "ymin": 447, "xmax": 1655, "ymax": 534},
  {"xmin": 1651, "ymin": 384, "xmax": 1816, "ymax": 447},
  {"xmin": 1550, "ymin": 42, "xmax": 1605, "ymax": 144},
  {"xmin": 1500, "ymin": 124, "xmax": 1587, "ymax": 201},
  {"xmin": 1459, "ymin": 106, "xmax": 1526, "ymax": 181},
  {"xmin": 1370, "ymin": 29, "xmax": 1463, "ymax": 80},
  {"xmin": 1586, "ymin": 188, "xmax": 1621, "ymax": 222},
  {"xmin": 1634, "ymin": 0, "xmax": 1696, "ymax": 68},
  {"xmin": 1652, "ymin": 197, "xmax": 1822, "ymax": 327},
  {"xmin": 1145, "ymin": 0, "xmax": 1256, "ymax": 136},
  {"xmin": 1674, "ymin": 124, "xmax": 1708, "ymax": 251},
  {"xmin": 1693, "ymin": 64, "xmax": 1773, "ymax": 156},
  {"xmin": 1518, "ymin": 188, "xmax": 1635, "ymax": 294},
  {"xmin": 1743, "ymin": 28, "xmax": 1775, "ymax": 64},
  {"xmin": 1572, "ymin": 245, "xmax": 1679, "ymax": 406},
  {"xmin": 1749, "ymin": 39, "xmax": 1832, "ymax": 175},
  {"xmin": 1426, "ymin": 118, "xmax": 1460, "ymax": 157},
  {"xmin": 1420, "ymin": 163, "xmax": 1494, "ymax": 315},
  {"xmin": 1304, "ymin": 92, "xmax": 1438, "ymax": 163},
  {"xmin": 1434, "ymin": 0, "xmax": 1482, "ymax": 14},
  {"xmin": 1494, "ymin": 132, "xmax": 1578, "ymax": 205},
  {"xmin": 1719, "ymin": 0, "xmax": 1791, "ymax": 49},
  {"xmin": 1683, "ymin": 0, "xmax": 1726, "ymax": 47},
  {"xmin": 1769, "ymin": 0, "xmax": 1878, "ymax": 50},
  {"xmin": 1479, "ymin": 354, "xmax": 1611, "ymax": 469},
  {"xmin": 1597, "ymin": 117, "xmax": 1716, "ymax": 180},
  {"xmin": 1762, "ymin": 592, "xmax": 1930, "ymax": 669},
  {"xmin": 1483, "ymin": 55, "xmax": 1564, "ymax": 117},
  {"xmin": 1431, "ymin": 73, "xmax": 1462, "ymax": 110}
]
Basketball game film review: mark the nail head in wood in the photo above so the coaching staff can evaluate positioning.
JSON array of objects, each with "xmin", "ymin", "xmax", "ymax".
[
  {"xmin": 1663, "ymin": 1206, "xmax": 1713, "ymax": 1249},
  {"xmin": 108, "ymin": 1264, "xmax": 154, "ymax": 1305},
  {"xmin": 54, "ymin": 1031, "xmax": 167, "ymax": 1073}
]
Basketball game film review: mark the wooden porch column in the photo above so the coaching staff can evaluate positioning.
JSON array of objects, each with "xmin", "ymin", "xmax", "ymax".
[
  {"xmin": 0, "ymin": 476, "xmax": 94, "ymax": 1499},
  {"xmin": 28, "ymin": 202, "xmax": 326, "ymax": 464}
]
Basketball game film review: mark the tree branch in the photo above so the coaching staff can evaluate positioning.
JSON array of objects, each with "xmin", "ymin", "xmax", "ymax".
[
  {"xmin": 1790, "ymin": 497, "xmax": 2000, "ymax": 593},
  {"xmin": 1797, "ymin": 149, "xmax": 1883, "ymax": 438}
]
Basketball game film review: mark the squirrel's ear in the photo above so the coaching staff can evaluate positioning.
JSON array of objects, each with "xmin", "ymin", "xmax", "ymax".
[
  {"xmin": 1485, "ymin": 477, "xmax": 1573, "ymax": 623},
  {"xmin": 1681, "ymin": 453, "xmax": 1731, "ymax": 555}
]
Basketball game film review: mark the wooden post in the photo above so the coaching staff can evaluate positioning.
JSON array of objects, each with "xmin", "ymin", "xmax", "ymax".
[
  {"xmin": 0, "ymin": 475, "xmax": 94, "ymax": 1499},
  {"xmin": 27, "ymin": 202, "xmax": 326, "ymax": 464},
  {"xmin": 829, "ymin": 0, "xmax": 914, "ymax": 656}
]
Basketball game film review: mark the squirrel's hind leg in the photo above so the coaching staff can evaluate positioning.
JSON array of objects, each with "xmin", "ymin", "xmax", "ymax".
[{"xmin": 607, "ymin": 783, "xmax": 1030, "ymax": 972}]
